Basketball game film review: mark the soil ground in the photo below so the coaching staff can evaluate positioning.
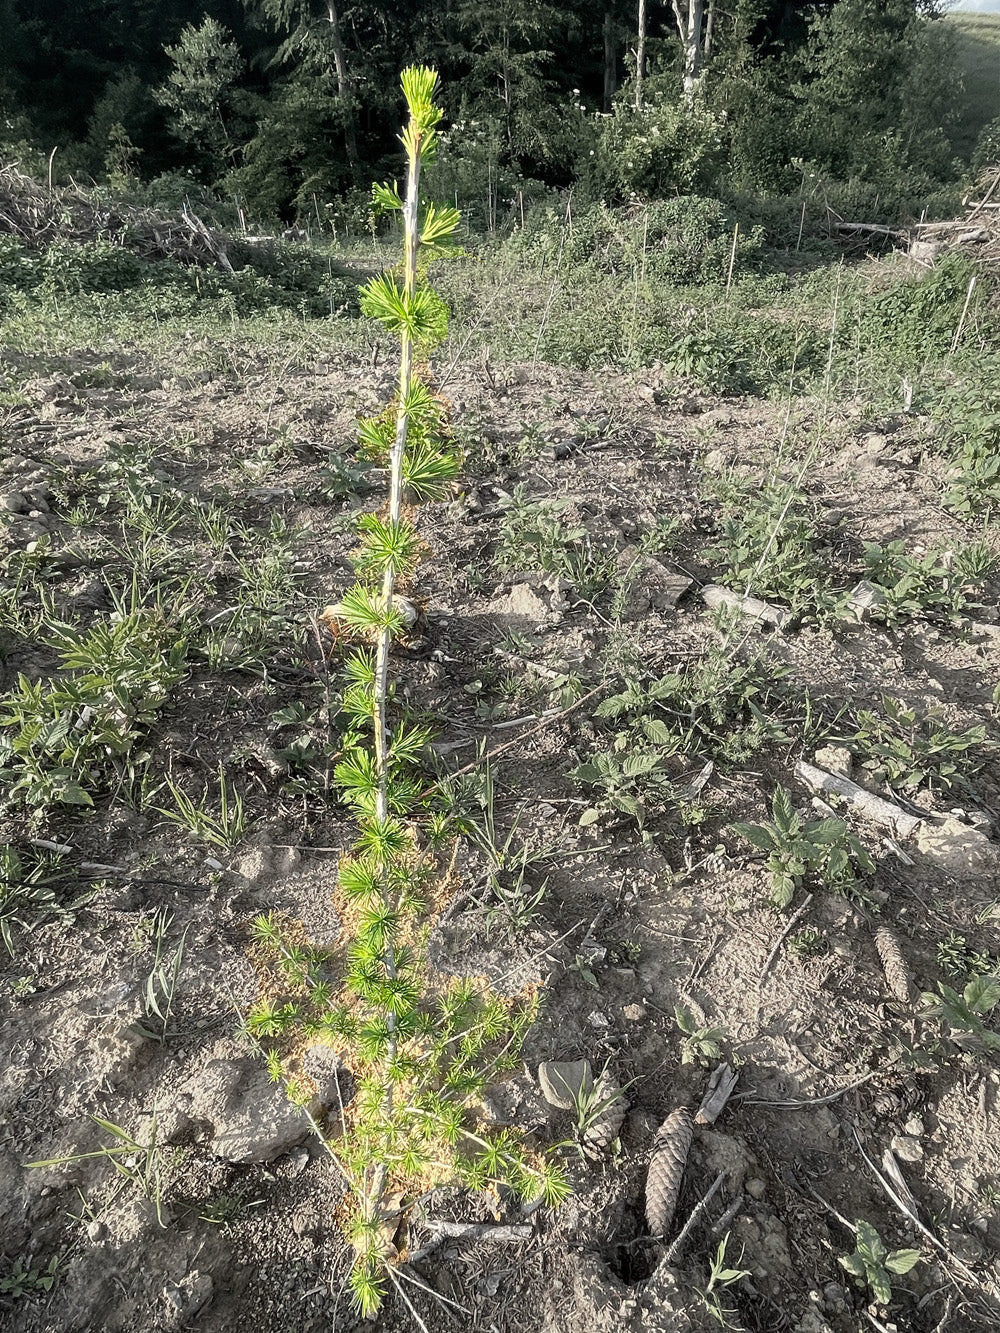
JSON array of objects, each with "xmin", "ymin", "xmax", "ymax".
[{"xmin": 1, "ymin": 270, "xmax": 999, "ymax": 1333}]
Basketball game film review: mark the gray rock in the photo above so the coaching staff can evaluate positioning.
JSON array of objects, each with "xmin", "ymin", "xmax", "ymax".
[
  {"xmin": 915, "ymin": 817, "xmax": 1000, "ymax": 876},
  {"xmin": 174, "ymin": 1058, "xmax": 312, "ymax": 1163},
  {"xmin": 615, "ymin": 546, "xmax": 692, "ymax": 617},
  {"xmin": 538, "ymin": 1059, "xmax": 593, "ymax": 1110},
  {"xmin": 4, "ymin": 490, "xmax": 30, "ymax": 514},
  {"xmin": 813, "ymin": 745, "xmax": 852, "ymax": 779},
  {"xmin": 164, "ymin": 1271, "xmax": 213, "ymax": 1322},
  {"xmin": 491, "ymin": 582, "xmax": 551, "ymax": 627},
  {"xmin": 890, "ymin": 1133, "xmax": 923, "ymax": 1162}
]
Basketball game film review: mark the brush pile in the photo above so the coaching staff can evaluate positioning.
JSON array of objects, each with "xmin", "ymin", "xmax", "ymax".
[
  {"xmin": 836, "ymin": 163, "xmax": 1000, "ymax": 268},
  {"xmin": 0, "ymin": 164, "xmax": 234, "ymax": 272}
]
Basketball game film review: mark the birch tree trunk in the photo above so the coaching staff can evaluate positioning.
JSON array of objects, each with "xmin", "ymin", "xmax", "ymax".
[
  {"xmin": 682, "ymin": 0, "xmax": 704, "ymax": 100},
  {"xmin": 326, "ymin": 0, "xmax": 359, "ymax": 171},
  {"xmin": 635, "ymin": 0, "xmax": 647, "ymax": 110}
]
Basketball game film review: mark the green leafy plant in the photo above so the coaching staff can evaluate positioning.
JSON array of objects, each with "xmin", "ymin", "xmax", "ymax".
[
  {"xmin": 0, "ymin": 1255, "xmax": 61, "ymax": 1298},
  {"xmin": 0, "ymin": 589, "xmax": 188, "ymax": 811},
  {"xmin": 838, "ymin": 1219, "xmax": 920, "ymax": 1304},
  {"xmin": 851, "ymin": 694, "xmax": 990, "ymax": 794},
  {"xmin": 919, "ymin": 976, "xmax": 1000, "ymax": 1058},
  {"xmin": 860, "ymin": 541, "xmax": 989, "ymax": 625},
  {"xmin": 936, "ymin": 931, "xmax": 999, "ymax": 982},
  {"xmin": 675, "ymin": 1005, "xmax": 727, "ymax": 1066},
  {"xmin": 496, "ymin": 486, "xmax": 614, "ymax": 597},
  {"xmin": 700, "ymin": 474, "xmax": 831, "ymax": 614},
  {"xmin": 0, "ymin": 846, "xmax": 67, "ymax": 955},
  {"xmin": 732, "ymin": 787, "xmax": 874, "ymax": 908}
]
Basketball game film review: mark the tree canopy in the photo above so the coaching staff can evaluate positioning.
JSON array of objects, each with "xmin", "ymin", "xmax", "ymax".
[{"xmin": 0, "ymin": 0, "xmax": 980, "ymax": 221}]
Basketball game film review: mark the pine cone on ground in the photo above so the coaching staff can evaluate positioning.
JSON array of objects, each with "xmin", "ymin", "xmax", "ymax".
[
  {"xmin": 645, "ymin": 1107, "xmax": 693, "ymax": 1237},
  {"xmin": 582, "ymin": 1075, "xmax": 627, "ymax": 1158},
  {"xmin": 874, "ymin": 927, "xmax": 914, "ymax": 1003}
]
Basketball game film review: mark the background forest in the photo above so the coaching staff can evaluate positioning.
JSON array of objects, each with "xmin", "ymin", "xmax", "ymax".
[{"xmin": 1, "ymin": 0, "xmax": 997, "ymax": 229}]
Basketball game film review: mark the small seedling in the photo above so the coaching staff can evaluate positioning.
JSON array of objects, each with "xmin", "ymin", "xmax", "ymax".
[
  {"xmin": 700, "ymin": 1233, "xmax": 751, "ymax": 1325},
  {"xmin": 28, "ymin": 1114, "xmax": 175, "ymax": 1228},
  {"xmin": 130, "ymin": 908, "xmax": 189, "ymax": 1043},
  {"xmin": 157, "ymin": 765, "xmax": 249, "ymax": 849},
  {"xmin": 919, "ymin": 976, "xmax": 1000, "ymax": 1058},
  {"xmin": 839, "ymin": 1219, "xmax": 920, "ymax": 1304},
  {"xmin": 786, "ymin": 927, "xmax": 825, "ymax": 958},
  {"xmin": 675, "ymin": 1005, "xmax": 726, "ymax": 1066},
  {"xmin": 0, "ymin": 1255, "xmax": 61, "ymax": 1298}
]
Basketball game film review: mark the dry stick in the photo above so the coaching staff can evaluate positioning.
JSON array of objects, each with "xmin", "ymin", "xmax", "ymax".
[
  {"xmin": 663, "ymin": 1171, "xmax": 725, "ymax": 1264},
  {"xmin": 740, "ymin": 1071, "xmax": 876, "ymax": 1110},
  {"xmin": 759, "ymin": 892, "xmax": 813, "ymax": 986},
  {"xmin": 392, "ymin": 1264, "xmax": 471, "ymax": 1316},
  {"xmin": 950, "ymin": 274, "xmax": 977, "ymax": 355},
  {"xmin": 725, "ymin": 223, "xmax": 739, "ymax": 298},
  {"xmin": 386, "ymin": 1267, "xmax": 435, "ymax": 1333},
  {"xmin": 416, "ymin": 682, "xmax": 607, "ymax": 801},
  {"xmin": 421, "ymin": 1221, "xmax": 532, "ymax": 1242}
]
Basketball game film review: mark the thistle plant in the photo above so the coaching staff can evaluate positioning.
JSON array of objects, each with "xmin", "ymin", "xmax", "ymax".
[{"xmin": 249, "ymin": 69, "xmax": 568, "ymax": 1316}]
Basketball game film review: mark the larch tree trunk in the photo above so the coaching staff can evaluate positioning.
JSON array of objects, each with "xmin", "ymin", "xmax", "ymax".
[{"xmin": 603, "ymin": 7, "xmax": 617, "ymax": 111}]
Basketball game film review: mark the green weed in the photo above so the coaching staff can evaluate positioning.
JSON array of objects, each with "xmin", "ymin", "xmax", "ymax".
[
  {"xmin": 850, "ymin": 694, "xmax": 990, "ymax": 794},
  {"xmin": 839, "ymin": 1219, "xmax": 920, "ymax": 1305},
  {"xmin": 732, "ymin": 786, "xmax": 874, "ymax": 909}
]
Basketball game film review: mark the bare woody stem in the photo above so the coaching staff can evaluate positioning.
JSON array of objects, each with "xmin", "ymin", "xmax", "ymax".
[{"xmin": 367, "ymin": 107, "xmax": 423, "ymax": 1222}]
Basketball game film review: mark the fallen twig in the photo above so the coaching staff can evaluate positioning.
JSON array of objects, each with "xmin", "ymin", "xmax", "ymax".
[
  {"xmin": 663, "ymin": 1171, "xmax": 725, "ymax": 1264},
  {"xmin": 759, "ymin": 892, "xmax": 813, "ymax": 986}
]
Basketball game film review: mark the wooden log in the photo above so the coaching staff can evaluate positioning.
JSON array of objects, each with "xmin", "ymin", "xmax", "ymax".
[
  {"xmin": 702, "ymin": 584, "xmax": 791, "ymax": 629},
  {"xmin": 793, "ymin": 760, "xmax": 920, "ymax": 839}
]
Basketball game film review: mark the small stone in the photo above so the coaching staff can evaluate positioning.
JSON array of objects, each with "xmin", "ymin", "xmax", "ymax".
[
  {"xmin": 746, "ymin": 1177, "xmax": 767, "ymax": 1200},
  {"xmin": 862, "ymin": 432, "xmax": 888, "ymax": 454},
  {"xmin": 703, "ymin": 449, "xmax": 727, "ymax": 473},
  {"xmin": 890, "ymin": 1134, "xmax": 923, "ymax": 1162},
  {"xmin": 846, "ymin": 579, "xmax": 888, "ymax": 622},
  {"xmin": 163, "ymin": 1272, "xmax": 213, "ymax": 1322},
  {"xmin": 903, "ymin": 1115, "xmax": 924, "ymax": 1137},
  {"xmin": 813, "ymin": 745, "xmax": 852, "ymax": 778},
  {"xmin": 622, "ymin": 1002, "xmax": 646, "ymax": 1021},
  {"xmin": 285, "ymin": 1145, "xmax": 310, "ymax": 1176},
  {"xmin": 86, "ymin": 1220, "xmax": 107, "ymax": 1243},
  {"xmin": 948, "ymin": 1231, "xmax": 984, "ymax": 1265},
  {"xmin": 587, "ymin": 1010, "xmax": 610, "ymax": 1029},
  {"xmin": 4, "ymin": 490, "xmax": 30, "ymax": 514},
  {"xmin": 537, "ymin": 1059, "xmax": 594, "ymax": 1110}
]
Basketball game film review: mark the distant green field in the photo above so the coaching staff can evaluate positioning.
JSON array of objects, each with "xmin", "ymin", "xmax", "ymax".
[{"xmin": 945, "ymin": 12, "xmax": 1000, "ymax": 160}]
